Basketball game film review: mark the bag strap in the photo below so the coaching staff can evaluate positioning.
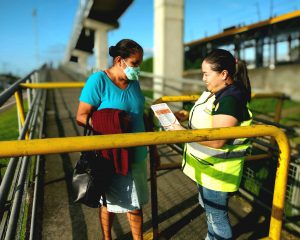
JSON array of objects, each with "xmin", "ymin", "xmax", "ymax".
[{"xmin": 83, "ymin": 112, "xmax": 93, "ymax": 136}]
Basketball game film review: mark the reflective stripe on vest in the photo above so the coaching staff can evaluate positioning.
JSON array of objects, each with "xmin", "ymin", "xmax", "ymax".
[{"xmin": 182, "ymin": 91, "xmax": 252, "ymax": 192}]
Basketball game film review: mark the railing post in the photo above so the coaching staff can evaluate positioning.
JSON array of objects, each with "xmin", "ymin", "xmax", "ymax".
[
  {"xmin": 268, "ymin": 129, "xmax": 291, "ymax": 239},
  {"xmin": 14, "ymin": 89, "xmax": 28, "ymax": 139},
  {"xmin": 274, "ymin": 95, "xmax": 284, "ymax": 124},
  {"xmin": 269, "ymin": 94, "xmax": 285, "ymax": 151},
  {"xmin": 26, "ymin": 77, "xmax": 32, "ymax": 110},
  {"xmin": 147, "ymin": 111, "xmax": 160, "ymax": 239}
]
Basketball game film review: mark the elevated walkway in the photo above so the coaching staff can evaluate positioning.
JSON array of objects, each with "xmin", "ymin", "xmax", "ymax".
[{"xmin": 41, "ymin": 69, "xmax": 297, "ymax": 239}]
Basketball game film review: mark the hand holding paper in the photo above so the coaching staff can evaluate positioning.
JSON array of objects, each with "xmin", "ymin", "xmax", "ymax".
[{"xmin": 151, "ymin": 103, "xmax": 185, "ymax": 131}]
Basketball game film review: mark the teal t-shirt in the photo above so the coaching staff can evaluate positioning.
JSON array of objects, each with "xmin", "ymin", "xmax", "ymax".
[{"xmin": 79, "ymin": 71, "xmax": 147, "ymax": 161}]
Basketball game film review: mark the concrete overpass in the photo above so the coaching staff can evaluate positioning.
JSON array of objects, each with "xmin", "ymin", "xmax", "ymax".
[
  {"xmin": 63, "ymin": 0, "xmax": 185, "ymax": 100},
  {"xmin": 63, "ymin": 1, "xmax": 300, "ymax": 101},
  {"xmin": 64, "ymin": 0, "xmax": 133, "ymax": 70}
]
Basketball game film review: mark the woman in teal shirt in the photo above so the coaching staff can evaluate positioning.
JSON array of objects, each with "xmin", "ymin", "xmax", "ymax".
[{"xmin": 76, "ymin": 39, "xmax": 148, "ymax": 240}]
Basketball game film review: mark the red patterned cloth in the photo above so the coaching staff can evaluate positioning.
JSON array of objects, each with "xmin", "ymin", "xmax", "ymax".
[{"xmin": 91, "ymin": 108, "xmax": 132, "ymax": 176}]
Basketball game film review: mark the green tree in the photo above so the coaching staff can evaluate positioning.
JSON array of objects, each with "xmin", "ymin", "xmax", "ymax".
[{"xmin": 140, "ymin": 57, "xmax": 153, "ymax": 72}]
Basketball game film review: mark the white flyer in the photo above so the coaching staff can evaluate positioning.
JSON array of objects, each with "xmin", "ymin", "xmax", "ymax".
[{"xmin": 151, "ymin": 103, "xmax": 180, "ymax": 131}]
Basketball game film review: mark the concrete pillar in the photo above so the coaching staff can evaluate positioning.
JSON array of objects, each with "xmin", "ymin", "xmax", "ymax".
[
  {"xmin": 298, "ymin": 33, "xmax": 300, "ymax": 61},
  {"xmin": 274, "ymin": 36, "xmax": 277, "ymax": 66},
  {"xmin": 72, "ymin": 49, "xmax": 90, "ymax": 68},
  {"xmin": 268, "ymin": 37, "xmax": 272, "ymax": 66},
  {"xmin": 287, "ymin": 35, "xmax": 292, "ymax": 61},
  {"xmin": 206, "ymin": 42, "xmax": 212, "ymax": 54},
  {"xmin": 154, "ymin": 0, "xmax": 184, "ymax": 100},
  {"xmin": 234, "ymin": 35, "xmax": 241, "ymax": 59},
  {"xmin": 255, "ymin": 37, "xmax": 263, "ymax": 68},
  {"xmin": 84, "ymin": 19, "xmax": 116, "ymax": 70}
]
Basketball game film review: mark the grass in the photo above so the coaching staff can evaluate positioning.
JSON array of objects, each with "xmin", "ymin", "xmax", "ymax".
[
  {"xmin": 0, "ymin": 105, "xmax": 20, "ymax": 178},
  {"xmin": 249, "ymin": 98, "xmax": 300, "ymax": 127},
  {"xmin": 0, "ymin": 101, "xmax": 28, "ymax": 179},
  {"xmin": 0, "ymin": 100, "xmax": 33, "ymax": 238},
  {"xmin": 0, "ymin": 106, "xmax": 19, "ymax": 141}
]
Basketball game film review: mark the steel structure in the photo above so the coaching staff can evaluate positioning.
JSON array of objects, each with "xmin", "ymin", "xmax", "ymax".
[{"xmin": 185, "ymin": 10, "xmax": 300, "ymax": 69}]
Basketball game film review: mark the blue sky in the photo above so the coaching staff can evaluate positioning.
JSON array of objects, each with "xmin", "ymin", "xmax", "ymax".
[{"xmin": 0, "ymin": 0, "xmax": 299, "ymax": 76}]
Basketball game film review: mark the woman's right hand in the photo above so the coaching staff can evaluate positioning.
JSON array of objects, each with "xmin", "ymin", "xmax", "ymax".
[{"xmin": 174, "ymin": 110, "xmax": 189, "ymax": 122}]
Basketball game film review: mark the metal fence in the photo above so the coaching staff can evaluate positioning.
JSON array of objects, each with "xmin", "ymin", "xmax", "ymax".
[
  {"xmin": 0, "ymin": 71, "xmax": 295, "ymax": 240},
  {"xmin": 0, "ymin": 64, "xmax": 47, "ymax": 240}
]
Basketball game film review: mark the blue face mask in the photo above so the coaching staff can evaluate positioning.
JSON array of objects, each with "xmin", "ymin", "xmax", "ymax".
[{"xmin": 122, "ymin": 59, "xmax": 140, "ymax": 80}]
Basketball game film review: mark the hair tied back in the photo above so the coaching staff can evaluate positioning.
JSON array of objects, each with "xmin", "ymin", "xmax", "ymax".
[{"xmin": 109, "ymin": 46, "xmax": 116, "ymax": 57}]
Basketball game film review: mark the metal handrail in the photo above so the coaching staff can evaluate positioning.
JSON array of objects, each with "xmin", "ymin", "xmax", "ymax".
[
  {"xmin": 0, "ymin": 64, "xmax": 46, "ymax": 107},
  {"xmin": 0, "ymin": 82, "xmax": 290, "ymax": 239},
  {"xmin": 20, "ymin": 82, "xmax": 85, "ymax": 89},
  {"xmin": 0, "ymin": 65, "xmax": 47, "ymax": 239},
  {"xmin": 0, "ymin": 125, "xmax": 291, "ymax": 240},
  {"xmin": 153, "ymin": 92, "xmax": 288, "ymax": 104},
  {"xmin": 140, "ymin": 71, "xmax": 206, "ymax": 86},
  {"xmin": 149, "ymin": 94, "xmax": 290, "ymax": 240},
  {"xmin": 0, "ymin": 71, "xmax": 35, "ymax": 107},
  {"xmin": 0, "ymin": 89, "xmax": 42, "ymax": 215},
  {"xmin": 29, "ymin": 91, "xmax": 47, "ymax": 240},
  {"xmin": 18, "ymin": 83, "xmax": 288, "ymax": 127},
  {"xmin": 4, "ymin": 90, "xmax": 44, "ymax": 240}
]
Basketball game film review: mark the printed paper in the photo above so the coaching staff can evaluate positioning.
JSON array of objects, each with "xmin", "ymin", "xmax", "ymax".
[{"xmin": 151, "ymin": 103, "xmax": 181, "ymax": 131}]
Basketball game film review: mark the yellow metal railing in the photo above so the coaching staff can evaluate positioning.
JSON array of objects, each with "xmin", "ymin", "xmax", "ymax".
[
  {"xmin": 0, "ymin": 125, "xmax": 291, "ymax": 240},
  {"xmin": 10, "ymin": 82, "xmax": 290, "ymax": 239},
  {"xmin": 153, "ymin": 92, "xmax": 287, "ymax": 124},
  {"xmin": 14, "ymin": 91, "xmax": 28, "ymax": 139},
  {"xmin": 20, "ymin": 83, "xmax": 287, "ymax": 125},
  {"xmin": 150, "ymin": 93, "xmax": 286, "ymax": 171},
  {"xmin": 20, "ymin": 82, "xmax": 85, "ymax": 89},
  {"xmin": 149, "ymin": 94, "xmax": 290, "ymax": 239}
]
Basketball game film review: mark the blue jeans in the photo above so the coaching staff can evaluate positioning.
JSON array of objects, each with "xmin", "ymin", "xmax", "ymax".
[{"xmin": 198, "ymin": 185, "xmax": 233, "ymax": 240}]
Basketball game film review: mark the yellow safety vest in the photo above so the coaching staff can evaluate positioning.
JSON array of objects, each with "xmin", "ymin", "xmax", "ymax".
[{"xmin": 182, "ymin": 91, "xmax": 252, "ymax": 192}]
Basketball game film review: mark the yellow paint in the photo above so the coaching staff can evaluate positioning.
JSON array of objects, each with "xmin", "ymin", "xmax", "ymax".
[
  {"xmin": 143, "ymin": 230, "xmax": 153, "ymax": 240},
  {"xmin": 14, "ymin": 91, "xmax": 29, "ymax": 139},
  {"xmin": 20, "ymin": 82, "xmax": 85, "ymax": 89},
  {"xmin": 0, "ymin": 125, "xmax": 290, "ymax": 240},
  {"xmin": 154, "ymin": 95, "xmax": 200, "ymax": 104},
  {"xmin": 3, "ymin": 87, "xmax": 291, "ymax": 239},
  {"xmin": 185, "ymin": 10, "xmax": 300, "ymax": 47},
  {"xmin": 154, "ymin": 93, "xmax": 286, "ymax": 104}
]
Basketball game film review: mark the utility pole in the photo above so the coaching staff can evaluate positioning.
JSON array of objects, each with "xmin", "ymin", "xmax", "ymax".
[
  {"xmin": 32, "ymin": 8, "xmax": 40, "ymax": 67},
  {"xmin": 269, "ymin": 0, "xmax": 273, "ymax": 18},
  {"xmin": 218, "ymin": 18, "xmax": 222, "ymax": 32},
  {"xmin": 256, "ymin": 2, "xmax": 261, "ymax": 21}
]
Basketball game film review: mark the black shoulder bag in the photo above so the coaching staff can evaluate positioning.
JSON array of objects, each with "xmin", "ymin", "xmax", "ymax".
[{"xmin": 72, "ymin": 114, "xmax": 114, "ymax": 208}]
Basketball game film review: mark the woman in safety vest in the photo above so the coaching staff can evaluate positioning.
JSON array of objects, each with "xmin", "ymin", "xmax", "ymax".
[{"xmin": 175, "ymin": 49, "xmax": 252, "ymax": 239}]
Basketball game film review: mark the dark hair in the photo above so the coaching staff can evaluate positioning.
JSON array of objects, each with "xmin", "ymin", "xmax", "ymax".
[
  {"xmin": 204, "ymin": 49, "xmax": 251, "ymax": 102},
  {"xmin": 109, "ymin": 39, "xmax": 143, "ymax": 60}
]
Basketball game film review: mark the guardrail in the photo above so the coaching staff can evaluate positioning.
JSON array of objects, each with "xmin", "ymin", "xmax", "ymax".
[
  {"xmin": 148, "ymin": 94, "xmax": 291, "ymax": 239},
  {"xmin": 0, "ymin": 65, "xmax": 47, "ymax": 240},
  {"xmin": 150, "ymin": 93, "xmax": 289, "ymax": 170},
  {"xmin": 0, "ymin": 125, "xmax": 291, "ymax": 240},
  {"xmin": 0, "ymin": 80, "xmax": 292, "ymax": 239}
]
